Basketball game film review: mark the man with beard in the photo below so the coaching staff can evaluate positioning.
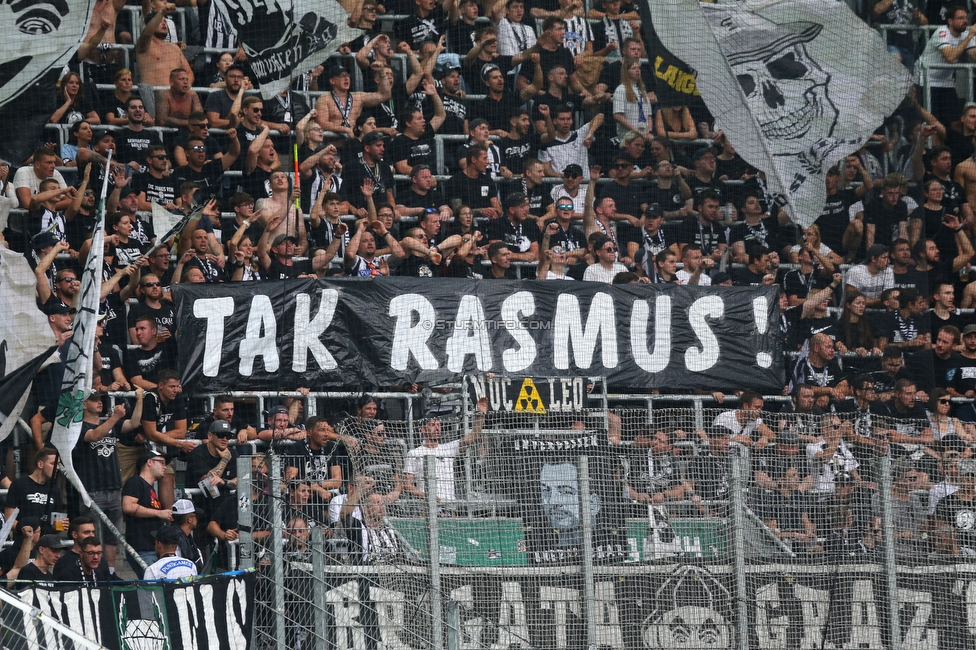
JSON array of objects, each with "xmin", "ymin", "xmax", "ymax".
[
  {"xmin": 791, "ymin": 333, "xmax": 850, "ymax": 409},
  {"xmin": 116, "ymin": 97, "xmax": 164, "ymax": 171},
  {"xmin": 644, "ymin": 160, "xmax": 691, "ymax": 219},
  {"xmin": 204, "ymin": 64, "xmax": 249, "ymax": 129},
  {"xmin": 341, "ymin": 132, "xmax": 396, "ymax": 216},
  {"xmin": 815, "ymin": 161, "xmax": 872, "ymax": 254},
  {"xmin": 132, "ymin": 146, "xmax": 178, "ymax": 211}
]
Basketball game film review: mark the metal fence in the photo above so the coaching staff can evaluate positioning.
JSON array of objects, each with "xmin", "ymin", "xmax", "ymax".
[{"xmin": 234, "ymin": 404, "xmax": 976, "ymax": 650}]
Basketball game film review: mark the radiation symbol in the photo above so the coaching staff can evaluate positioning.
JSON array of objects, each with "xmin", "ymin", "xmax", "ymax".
[{"xmin": 514, "ymin": 378, "xmax": 546, "ymax": 414}]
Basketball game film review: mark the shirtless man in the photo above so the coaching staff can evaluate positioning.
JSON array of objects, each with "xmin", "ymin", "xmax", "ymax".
[
  {"xmin": 136, "ymin": 4, "xmax": 194, "ymax": 89},
  {"xmin": 314, "ymin": 64, "xmax": 390, "ymax": 138},
  {"xmin": 952, "ymin": 134, "xmax": 976, "ymax": 213},
  {"xmin": 257, "ymin": 171, "xmax": 307, "ymax": 253},
  {"xmin": 82, "ymin": 0, "xmax": 130, "ymax": 60},
  {"xmin": 156, "ymin": 68, "xmax": 202, "ymax": 128}
]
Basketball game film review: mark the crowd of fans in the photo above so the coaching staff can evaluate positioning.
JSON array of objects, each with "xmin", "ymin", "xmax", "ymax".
[{"xmin": 9, "ymin": 0, "xmax": 976, "ymax": 582}]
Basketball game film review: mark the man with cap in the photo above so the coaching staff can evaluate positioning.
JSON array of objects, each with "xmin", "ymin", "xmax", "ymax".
[
  {"xmin": 583, "ymin": 235, "xmax": 628, "ymax": 283},
  {"xmin": 204, "ymin": 64, "xmax": 249, "ymax": 130},
  {"xmin": 467, "ymin": 59, "xmax": 539, "ymax": 133},
  {"xmin": 487, "ymin": 192, "xmax": 539, "ymax": 262},
  {"xmin": 539, "ymin": 105, "xmax": 603, "ymax": 181},
  {"xmin": 144, "ymin": 525, "xmax": 198, "ymax": 580},
  {"xmin": 258, "ymin": 230, "xmax": 314, "ymax": 280},
  {"xmin": 629, "ymin": 204, "xmax": 670, "ymax": 278},
  {"xmin": 122, "ymin": 450, "xmax": 174, "ymax": 572},
  {"xmin": 341, "ymin": 131, "xmax": 397, "ymax": 216},
  {"xmin": 315, "ymin": 61, "xmax": 391, "ymax": 139},
  {"xmin": 436, "ymin": 65, "xmax": 468, "ymax": 139},
  {"xmin": 15, "ymin": 535, "xmax": 61, "ymax": 585},
  {"xmin": 257, "ymin": 405, "xmax": 307, "ymax": 445},
  {"xmin": 185, "ymin": 420, "xmax": 239, "ymax": 529},
  {"xmin": 43, "ymin": 298, "xmax": 76, "ymax": 347},
  {"xmin": 845, "ymin": 244, "xmax": 896, "ymax": 307},
  {"xmin": 170, "ymin": 499, "xmax": 205, "ymax": 573},
  {"xmin": 683, "ymin": 146, "xmax": 728, "ymax": 212},
  {"xmin": 539, "ymin": 195, "xmax": 588, "ymax": 270}
]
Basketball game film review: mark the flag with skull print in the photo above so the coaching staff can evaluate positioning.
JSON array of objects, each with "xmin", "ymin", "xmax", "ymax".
[{"xmin": 649, "ymin": 0, "xmax": 909, "ymax": 227}]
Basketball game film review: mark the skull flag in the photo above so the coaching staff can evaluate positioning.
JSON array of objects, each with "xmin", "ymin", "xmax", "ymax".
[{"xmin": 650, "ymin": 0, "xmax": 909, "ymax": 227}]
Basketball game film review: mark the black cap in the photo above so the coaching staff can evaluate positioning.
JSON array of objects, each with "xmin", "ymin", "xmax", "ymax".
[
  {"xmin": 643, "ymin": 203, "xmax": 663, "ymax": 218},
  {"xmin": 503, "ymin": 191, "xmax": 529, "ymax": 211},
  {"xmin": 119, "ymin": 186, "xmax": 138, "ymax": 199},
  {"xmin": 712, "ymin": 271, "xmax": 732, "ymax": 285},
  {"xmin": 693, "ymin": 146, "xmax": 716, "ymax": 162},
  {"xmin": 32, "ymin": 231, "xmax": 59, "ymax": 250},
  {"xmin": 269, "ymin": 405, "xmax": 289, "ymax": 416},
  {"xmin": 209, "ymin": 419, "xmax": 233, "ymax": 436},
  {"xmin": 272, "ymin": 233, "xmax": 297, "ymax": 248},
  {"xmin": 437, "ymin": 65, "xmax": 461, "ymax": 80},
  {"xmin": 865, "ymin": 244, "xmax": 887, "ymax": 261},
  {"xmin": 325, "ymin": 60, "xmax": 350, "ymax": 78},
  {"xmin": 47, "ymin": 302, "xmax": 76, "ymax": 316},
  {"xmin": 362, "ymin": 131, "xmax": 387, "ymax": 146},
  {"xmin": 37, "ymin": 534, "xmax": 63, "ymax": 549},
  {"xmin": 563, "ymin": 164, "xmax": 583, "ymax": 177},
  {"xmin": 152, "ymin": 524, "xmax": 182, "ymax": 545}
]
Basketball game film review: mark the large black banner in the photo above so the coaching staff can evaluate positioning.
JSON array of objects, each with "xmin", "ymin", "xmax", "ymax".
[
  {"xmin": 173, "ymin": 279, "xmax": 783, "ymax": 393},
  {"xmin": 313, "ymin": 565, "xmax": 976, "ymax": 650},
  {"xmin": 7, "ymin": 572, "xmax": 255, "ymax": 650}
]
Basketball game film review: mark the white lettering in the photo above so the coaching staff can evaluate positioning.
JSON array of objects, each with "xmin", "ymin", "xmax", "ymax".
[
  {"xmin": 293, "ymin": 290, "xmax": 338, "ymax": 372},
  {"xmin": 847, "ymin": 580, "xmax": 883, "ymax": 648},
  {"xmin": 389, "ymin": 295, "xmax": 438, "ymax": 370},
  {"xmin": 193, "ymin": 297, "xmax": 235, "ymax": 376},
  {"xmin": 755, "ymin": 583, "xmax": 789, "ymax": 649},
  {"xmin": 539, "ymin": 586, "xmax": 580, "ymax": 648},
  {"xmin": 685, "ymin": 296, "xmax": 723, "ymax": 372},
  {"xmin": 327, "ymin": 581, "xmax": 367, "ymax": 650},
  {"xmin": 491, "ymin": 582, "xmax": 530, "ymax": 650},
  {"xmin": 593, "ymin": 581, "xmax": 624, "ymax": 648},
  {"xmin": 794, "ymin": 584, "xmax": 830, "ymax": 649},
  {"xmin": 500, "ymin": 292, "xmax": 537, "ymax": 372},
  {"xmin": 239, "ymin": 295, "xmax": 279, "ymax": 374},
  {"xmin": 446, "ymin": 296, "xmax": 492, "ymax": 372},
  {"xmin": 451, "ymin": 585, "xmax": 486, "ymax": 650},
  {"xmin": 630, "ymin": 296, "xmax": 671, "ymax": 373},
  {"xmin": 553, "ymin": 293, "xmax": 618, "ymax": 370},
  {"xmin": 898, "ymin": 587, "xmax": 936, "ymax": 650},
  {"xmin": 369, "ymin": 586, "xmax": 414, "ymax": 650}
]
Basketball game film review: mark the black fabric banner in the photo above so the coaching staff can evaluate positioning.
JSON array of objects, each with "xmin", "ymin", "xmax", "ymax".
[
  {"xmin": 9, "ymin": 571, "xmax": 255, "ymax": 650},
  {"xmin": 639, "ymin": 1, "xmax": 709, "ymax": 116},
  {"xmin": 173, "ymin": 279, "xmax": 784, "ymax": 393}
]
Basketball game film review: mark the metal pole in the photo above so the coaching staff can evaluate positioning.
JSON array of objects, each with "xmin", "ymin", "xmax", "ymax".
[
  {"xmin": 426, "ymin": 455, "xmax": 444, "ymax": 650},
  {"xmin": 730, "ymin": 445, "xmax": 750, "ymax": 650},
  {"xmin": 878, "ymin": 455, "xmax": 902, "ymax": 650},
  {"xmin": 270, "ymin": 454, "xmax": 287, "ymax": 650},
  {"xmin": 312, "ymin": 525, "xmax": 328, "ymax": 650},
  {"xmin": 237, "ymin": 456, "xmax": 254, "ymax": 570},
  {"xmin": 579, "ymin": 456, "xmax": 597, "ymax": 649},
  {"xmin": 446, "ymin": 600, "xmax": 461, "ymax": 650}
]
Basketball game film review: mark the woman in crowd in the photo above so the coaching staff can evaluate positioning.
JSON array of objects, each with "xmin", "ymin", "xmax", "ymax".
[
  {"xmin": 790, "ymin": 224, "xmax": 844, "ymax": 266},
  {"xmin": 612, "ymin": 58, "xmax": 654, "ymax": 138},
  {"xmin": 835, "ymin": 290, "xmax": 881, "ymax": 357},
  {"xmin": 60, "ymin": 120, "xmax": 94, "ymax": 166},
  {"xmin": 654, "ymin": 103, "xmax": 695, "ymax": 141},
  {"xmin": 210, "ymin": 52, "xmax": 237, "ymax": 88},
  {"xmin": 227, "ymin": 232, "xmax": 263, "ymax": 282},
  {"xmin": 49, "ymin": 71, "xmax": 99, "ymax": 126},
  {"xmin": 442, "ymin": 205, "xmax": 477, "ymax": 240},
  {"xmin": 928, "ymin": 388, "xmax": 976, "ymax": 444},
  {"xmin": 104, "ymin": 69, "xmax": 150, "ymax": 126}
]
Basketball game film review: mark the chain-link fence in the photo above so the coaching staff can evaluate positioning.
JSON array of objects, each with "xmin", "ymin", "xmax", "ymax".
[{"xmin": 239, "ymin": 403, "xmax": 976, "ymax": 650}]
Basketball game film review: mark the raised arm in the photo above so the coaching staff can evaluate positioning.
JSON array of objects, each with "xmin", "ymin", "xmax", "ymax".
[{"xmin": 582, "ymin": 165, "xmax": 601, "ymax": 237}]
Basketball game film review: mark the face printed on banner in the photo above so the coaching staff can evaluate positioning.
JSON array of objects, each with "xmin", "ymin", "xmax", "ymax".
[{"xmin": 539, "ymin": 461, "xmax": 600, "ymax": 546}]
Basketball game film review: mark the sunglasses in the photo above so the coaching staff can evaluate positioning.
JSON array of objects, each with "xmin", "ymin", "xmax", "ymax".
[
  {"xmin": 190, "ymin": 123, "xmax": 210, "ymax": 128},
  {"xmin": 251, "ymin": 108, "xmax": 263, "ymax": 113},
  {"xmin": 212, "ymin": 432, "xmax": 233, "ymax": 439},
  {"xmin": 142, "ymin": 281, "xmax": 161, "ymax": 288},
  {"xmin": 557, "ymin": 204, "xmax": 573, "ymax": 210},
  {"xmin": 191, "ymin": 146, "xmax": 206, "ymax": 152},
  {"xmin": 84, "ymin": 190, "xmax": 94, "ymax": 196},
  {"xmin": 940, "ymin": 399, "xmax": 952, "ymax": 404},
  {"xmin": 602, "ymin": 246, "xmax": 616, "ymax": 252},
  {"xmin": 615, "ymin": 163, "xmax": 631, "ymax": 169},
  {"xmin": 60, "ymin": 277, "xmax": 78, "ymax": 283},
  {"xmin": 151, "ymin": 155, "xmax": 167, "ymax": 160}
]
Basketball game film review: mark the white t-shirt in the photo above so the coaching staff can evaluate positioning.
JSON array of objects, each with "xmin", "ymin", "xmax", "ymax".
[
  {"xmin": 143, "ymin": 556, "xmax": 198, "ymax": 580},
  {"xmin": 845, "ymin": 264, "xmax": 895, "ymax": 299},
  {"xmin": 806, "ymin": 438, "xmax": 859, "ymax": 492},
  {"xmin": 404, "ymin": 440, "xmax": 462, "ymax": 502},
  {"xmin": 582, "ymin": 262, "xmax": 628, "ymax": 283},
  {"xmin": 922, "ymin": 26, "xmax": 976, "ymax": 87},
  {"xmin": 676, "ymin": 269, "xmax": 711, "ymax": 285},
  {"xmin": 550, "ymin": 186, "xmax": 585, "ymax": 215},
  {"xmin": 539, "ymin": 123, "xmax": 593, "ymax": 179},
  {"xmin": 7, "ymin": 167, "xmax": 66, "ymax": 203},
  {"xmin": 545, "ymin": 270, "xmax": 574, "ymax": 280},
  {"xmin": 612, "ymin": 84, "xmax": 651, "ymax": 138},
  {"xmin": 712, "ymin": 410, "xmax": 761, "ymax": 439}
]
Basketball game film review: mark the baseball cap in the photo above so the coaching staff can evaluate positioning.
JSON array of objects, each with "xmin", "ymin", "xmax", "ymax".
[
  {"xmin": 32, "ymin": 231, "xmax": 59, "ymax": 250},
  {"xmin": 269, "ymin": 405, "xmax": 289, "ymax": 416},
  {"xmin": 437, "ymin": 64, "xmax": 461, "ymax": 80},
  {"xmin": 172, "ymin": 499, "xmax": 203, "ymax": 516},
  {"xmin": 152, "ymin": 525, "xmax": 182, "ymax": 545},
  {"xmin": 119, "ymin": 187, "xmax": 138, "ymax": 199},
  {"xmin": 272, "ymin": 233, "xmax": 297, "ymax": 248},
  {"xmin": 712, "ymin": 271, "xmax": 732, "ymax": 285},
  {"xmin": 47, "ymin": 302, "xmax": 76, "ymax": 316},
  {"xmin": 37, "ymin": 534, "xmax": 63, "ymax": 549},
  {"xmin": 865, "ymin": 244, "xmax": 888, "ymax": 260},
  {"xmin": 778, "ymin": 430, "xmax": 800, "ymax": 447},
  {"xmin": 325, "ymin": 60, "xmax": 350, "ymax": 78},
  {"xmin": 643, "ymin": 203, "xmax": 663, "ymax": 218},
  {"xmin": 964, "ymin": 324, "xmax": 976, "ymax": 336},
  {"xmin": 468, "ymin": 118, "xmax": 489, "ymax": 132},
  {"xmin": 480, "ymin": 62, "xmax": 500, "ymax": 83},
  {"xmin": 693, "ymin": 146, "xmax": 716, "ymax": 162},
  {"xmin": 563, "ymin": 163, "xmax": 584, "ymax": 177},
  {"xmin": 503, "ymin": 191, "xmax": 528, "ymax": 211},
  {"xmin": 209, "ymin": 419, "xmax": 234, "ymax": 436},
  {"xmin": 140, "ymin": 449, "xmax": 166, "ymax": 467},
  {"xmin": 362, "ymin": 131, "xmax": 387, "ymax": 146}
]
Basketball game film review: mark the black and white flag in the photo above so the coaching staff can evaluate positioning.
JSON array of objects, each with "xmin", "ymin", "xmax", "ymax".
[
  {"xmin": 650, "ymin": 0, "xmax": 909, "ymax": 226},
  {"xmin": 214, "ymin": 0, "xmax": 361, "ymax": 97},
  {"xmin": 0, "ymin": 347, "xmax": 58, "ymax": 442}
]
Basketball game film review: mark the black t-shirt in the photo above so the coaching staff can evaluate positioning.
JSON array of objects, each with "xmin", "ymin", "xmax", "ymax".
[
  {"xmin": 394, "ymin": 255, "xmax": 440, "ymax": 278},
  {"xmin": 675, "ymin": 217, "xmax": 728, "ymax": 255},
  {"xmin": 74, "ymin": 418, "xmax": 124, "ymax": 491},
  {"xmin": 141, "ymin": 391, "xmax": 188, "ymax": 445},
  {"xmin": 52, "ymin": 549, "xmax": 111, "ymax": 584},
  {"xmin": 436, "ymin": 89, "xmax": 467, "ymax": 135},
  {"xmin": 782, "ymin": 268, "xmax": 829, "ymax": 300},
  {"xmin": 394, "ymin": 8, "xmax": 449, "ymax": 50},
  {"xmin": 467, "ymin": 92, "xmax": 522, "ymax": 132},
  {"xmin": 444, "ymin": 171, "xmax": 498, "ymax": 210},
  {"xmin": 185, "ymin": 444, "xmax": 238, "ymax": 517},
  {"xmin": 107, "ymin": 238, "xmax": 146, "ymax": 271},
  {"xmin": 645, "ymin": 183, "xmax": 686, "ymax": 215},
  {"xmin": 880, "ymin": 399, "xmax": 930, "ymax": 457},
  {"xmin": 487, "ymin": 218, "xmax": 534, "ymax": 255},
  {"xmin": 122, "ymin": 475, "xmax": 162, "ymax": 552},
  {"xmin": 532, "ymin": 92, "xmax": 586, "ymax": 124},
  {"xmin": 731, "ymin": 267, "xmax": 765, "ymax": 286},
  {"xmin": 284, "ymin": 440, "xmax": 351, "ymax": 490},
  {"xmin": 892, "ymin": 268, "xmax": 931, "ymax": 297},
  {"xmin": 131, "ymin": 171, "xmax": 178, "ymax": 208},
  {"xmin": 864, "ymin": 200, "xmax": 909, "ymax": 245},
  {"xmin": 124, "ymin": 342, "xmax": 176, "ymax": 385},
  {"xmin": 953, "ymin": 355, "xmax": 976, "ymax": 395},
  {"xmin": 814, "ymin": 188, "xmax": 859, "ymax": 254},
  {"xmin": 922, "ymin": 172, "xmax": 967, "ymax": 217},
  {"xmin": 401, "ymin": 187, "xmax": 446, "ymax": 211},
  {"xmin": 497, "ymin": 135, "xmax": 538, "ymax": 176},
  {"xmin": 462, "ymin": 55, "xmax": 515, "ymax": 94},
  {"xmin": 7, "ymin": 476, "xmax": 64, "ymax": 534},
  {"xmin": 791, "ymin": 357, "xmax": 846, "ymax": 391},
  {"xmin": 265, "ymin": 256, "xmax": 313, "ymax": 280},
  {"xmin": 127, "ymin": 301, "xmax": 176, "ymax": 336},
  {"xmin": 341, "ymin": 160, "xmax": 396, "ymax": 211},
  {"xmin": 17, "ymin": 562, "xmax": 54, "ymax": 584},
  {"xmin": 172, "ymin": 160, "xmax": 225, "ymax": 200},
  {"xmin": 116, "ymin": 128, "xmax": 163, "ymax": 168},
  {"xmin": 521, "ymin": 45, "xmax": 575, "ymax": 83},
  {"xmin": 239, "ymin": 166, "xmax": 273, "ymax": 201},
  {"xmin": 880, "ymin": 310, "xmax": 932, "ymax": 344},
  {"xmin": 598, "ymin": 181, "xmax": 644, "ymax": 220},
  {"xmin": 728, "ymin": 220, "xmax": 774, "ymax": 251},
  {"xmin": 186, "ymin": 255, "xmax": 225, "ymax": 283},
  {"xmin": 388, "ymin": 125, "xmax": 437, "ymax": 170}
]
